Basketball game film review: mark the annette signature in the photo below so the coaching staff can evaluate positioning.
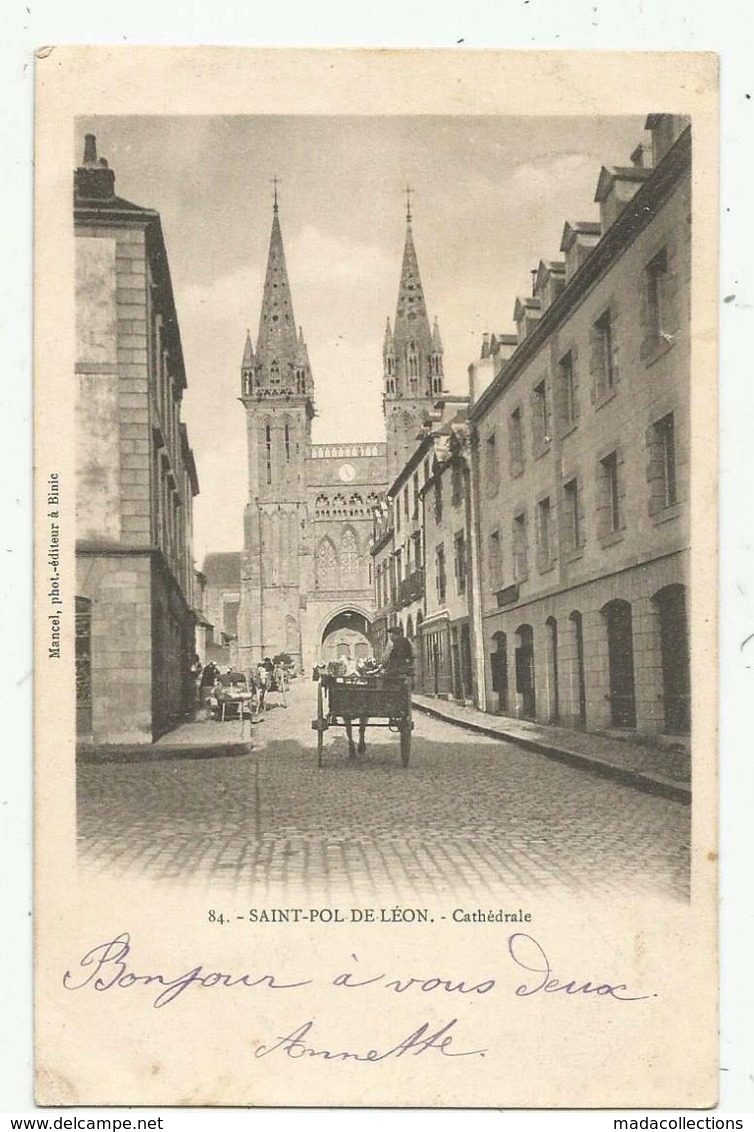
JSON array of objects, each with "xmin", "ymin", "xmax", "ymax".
[{"xmin": 254, "ymin": 1018, "xmax": 486, "ymax": 1061}]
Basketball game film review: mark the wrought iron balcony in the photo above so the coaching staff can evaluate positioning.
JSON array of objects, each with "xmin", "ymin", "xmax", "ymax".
[{"xmin": 396, "ymin": 568, "xmax": 425, "ymax": 609}]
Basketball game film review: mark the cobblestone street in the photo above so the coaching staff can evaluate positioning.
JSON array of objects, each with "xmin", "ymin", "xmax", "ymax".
[{"xmin": 77, "ymin": 680, "xmax": 691, "ymax": 904}]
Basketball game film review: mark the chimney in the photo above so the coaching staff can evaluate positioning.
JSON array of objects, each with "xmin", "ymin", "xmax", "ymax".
[
  {"xmin": 630, "ymin": 142, "xmax": 646, "ymax": 168},
  {"xmin": 74, "ymin": 134, "xmax": 116, "ymax": 202}
]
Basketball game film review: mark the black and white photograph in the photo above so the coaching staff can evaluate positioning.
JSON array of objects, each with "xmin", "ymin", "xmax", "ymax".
[{"xmin": 33, "ymin": 48, "xmax": 718, "ymax": 1109}]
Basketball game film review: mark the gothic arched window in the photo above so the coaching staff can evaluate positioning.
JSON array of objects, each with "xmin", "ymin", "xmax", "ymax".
[
  {"xmin": 348, "ymin": 493, "xmax": 364, "ymax": 517},
  {"xmin": 332, "ymin": 494, "xmax": 346, "ymax": 517},
  {"xmin": 270, "ymin": 360, "xmax": 280, "ymax": 385},
  {"xmin": 341, "ymin": 528, "xmax": 360, "ymax": 586},
  {"xmin": 316, "ymin": 538, "xmax": 338, "ymax": 590}
]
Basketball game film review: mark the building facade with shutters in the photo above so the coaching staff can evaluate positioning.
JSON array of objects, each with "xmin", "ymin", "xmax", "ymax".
[
  {"xmin": 416, "ymin": 400, "xmax": 478, "ymax": 702},
  {"xmin": 74, "ymin": 136, "xmax": 200, "ymax": 744},
  {"xmin": 469, "ymin": 115, "xmax": 692, "ymax": 740},
  {"xmin": 238, "ymin": 192, "xmax": 445, "ymax": 670}
]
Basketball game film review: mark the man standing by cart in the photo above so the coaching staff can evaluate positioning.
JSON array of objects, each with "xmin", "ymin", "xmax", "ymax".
[
  {"xmin": 344, "ymin": 626, "xmax": 414, "ymax": 757},
  {"xmin": 381, "ymin": 624, "xmax": 414, "ymax": 681}
]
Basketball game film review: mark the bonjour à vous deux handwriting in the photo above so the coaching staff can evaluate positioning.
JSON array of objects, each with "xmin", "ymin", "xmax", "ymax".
[{"xmin": 62, "ymin": 931, "xmax": 654, "ymax": 1063}]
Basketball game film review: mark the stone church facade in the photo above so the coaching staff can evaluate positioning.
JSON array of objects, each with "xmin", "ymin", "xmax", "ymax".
[{"xmin": 237, "ymin": 193, "xmax": 444, "ymax": 670}]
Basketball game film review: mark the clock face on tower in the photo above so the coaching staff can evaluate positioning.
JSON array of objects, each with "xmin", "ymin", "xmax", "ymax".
[{"xmin": 338, "ymin": 462, "xmax": 356, "ymax": 484}]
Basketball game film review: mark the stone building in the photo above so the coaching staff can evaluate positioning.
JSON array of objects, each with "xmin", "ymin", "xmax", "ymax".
[
  {"xmin": 74, "ymin": 135, "xmax": 200, "ymax": 744},
  {"xmin": 416, "ymin": 398, "xmax": 478, "ymax": 702},
  {"xmin": 371, "ymin": 434, "xmax": 432, "ymax": 666},
  {"xmin": 469, "ymin": 115, "xmax": 692, "ymax": 740},
  {"xmin": 201, "ymin": 551, "xmax": 241, "ymax": 664},
  {"xmin": 237, "ymin": 193, "xmax": 444, "ymax": 670}
]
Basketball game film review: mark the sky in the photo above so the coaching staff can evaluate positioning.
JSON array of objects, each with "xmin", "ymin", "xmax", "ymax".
[{"xmin": 78, "ymin": 114, "xmax": 647, "ymax": 560}]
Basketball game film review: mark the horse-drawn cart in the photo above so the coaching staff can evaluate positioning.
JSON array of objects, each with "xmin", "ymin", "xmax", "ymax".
[{"xmin": 311, "ymin": 673, "xmax": 414, "ymax": 768}]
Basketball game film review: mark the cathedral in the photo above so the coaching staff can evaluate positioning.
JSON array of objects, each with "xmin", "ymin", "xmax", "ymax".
[{"xmin": 237, "ymin": 190, "xmax": 445, "ymax": 670}]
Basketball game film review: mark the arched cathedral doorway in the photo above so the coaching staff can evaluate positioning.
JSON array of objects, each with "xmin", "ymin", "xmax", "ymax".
[{"xmin": 319, "ymin": 608, "xmax": 373, "ymax": 664}]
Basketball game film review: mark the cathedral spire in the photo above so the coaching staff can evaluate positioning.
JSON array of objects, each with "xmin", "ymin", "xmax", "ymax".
[
  {"xmin": 392, "ymin": 205, "xmax": 432, "ymax": 362},
  {"xmin": 255, "ymin": 194, "xmax": 301, "ymax": 381}
]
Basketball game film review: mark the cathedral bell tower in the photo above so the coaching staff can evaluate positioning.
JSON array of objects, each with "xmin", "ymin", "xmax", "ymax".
[
  {"xmin": 383, "ymin": 191, "xmax": 445, "ymax": 483},
  {"xmin": 238, "ymin": 187, "xmax": 314, "ymax": 667}
]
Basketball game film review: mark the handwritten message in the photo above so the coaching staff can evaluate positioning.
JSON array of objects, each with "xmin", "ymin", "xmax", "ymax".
[{"xmin": 62, "ymin": 931, "xmax": 654, "ymax": 1063}]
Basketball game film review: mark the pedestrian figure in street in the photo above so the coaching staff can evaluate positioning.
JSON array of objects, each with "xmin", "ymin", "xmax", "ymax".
[
  {"xmin": 255, "ymin": 662, "xmax": 270, "ymax": 715},
  {"xmin": 199, "ymin": 660, "xmax": 219, "ymax": 720},
  {"xmin": 189, "ymin": 654, "xmax": 202, "ymax": 712},
  {"xmin": 273, "ymin": 660, "xmax": 288, "ymax": 707}
]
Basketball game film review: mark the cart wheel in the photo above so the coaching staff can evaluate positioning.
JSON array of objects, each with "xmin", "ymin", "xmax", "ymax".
[{"xmin": 399, "ymin": 724, "xmax": 411, "ymax": 767}]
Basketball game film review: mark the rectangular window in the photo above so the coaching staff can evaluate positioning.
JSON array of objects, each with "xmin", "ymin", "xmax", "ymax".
[
  {"xmin": 563, "ymin": 478, "xmax": 582, "ymax": 552},
  {"xmin": 512, "ymin": 511, "xmax": 528, "ymax": 581},
  {"xmin": 284, "ymin": 422, "xmax": 291, "ymax": 461},
  {"xmin": 594, "ymin": 309, "xmax": 615, "ymax": 397},
  {"xmin": 489, "ymin": 529, "xmax": 502, "ymax": 591},
  {"xmin": 412, "ymin": 472, "xmax": 420, "ymax": 519},
  {"xmin": 404, "ymin": 485, "xmax": 410, "ymax": 520},
  {"xmin": 395, "ymin": 548, "xmax": 403, "ymax": 584},
  {"xmin": 436, "ymin": 544, "xmax": 447, "ymax": 603},
  {"xmin": 537, "ymin": 496, "xmax": 554, "ymax": 570},
  {"xmin": 658, "ymin": 414, "xmax": 677, "ymax": 506},
  {"xmin": 533, "ymin": 379, "xmax": 550, "ymax": 452},
  {"xmin": 558, "ymin": 351, "xmax": 576, "ymax": 429},
  {"xmin": 265, "ymin": 424, "xmax": 272, "ymax": 485},
  {"xmin": 600, "ymin": 452, "xmax": 621, "ymax": 532},
  {"xmin": 509, "ymin": 407, "xmax": 524, "ymax": 474},
  {"xmin": 646, "ymin": 247, "xmax": 668, "ymax": 342},
  {"xmin": 395, "ymin": 495, "xmax": 401, "ymax": 533},
  {"xmin": 434, "ymin": 476, "xmax": 443, "ymax": 523},
  {"xmin": 454, "ymin": 531, "xmax": 467, "ymax": 595},
  {"xmin": 650, "ymin": 412, "xmax": 678, "ymax": 510}
]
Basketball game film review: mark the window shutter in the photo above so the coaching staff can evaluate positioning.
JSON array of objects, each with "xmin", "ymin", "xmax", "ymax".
[
  {"xmin": 646, "ymin": 424, "xmax": 663, "ymax": 516},
  {"xmin": 663, "ymin": 270, "xmax": 681, "ymax": 337},
  {"xmin": 638, "ymin": 274, "xmax": 652, "ymax": 360},
  {"xmin": 571, "ymin": 347, "xmax": 581, "ymax": 422},
  {"xmin": 529, "ymin": 387, "xmax": 540, "ymax": 454},
  {"xmin": 610, "ymin": 305, "xmax": 620, "ymax": 387},
  {"xmin": 616, "ymin": 446, "xmax": 627, "ymax": 528},
  {"xmin": 596, "ymin": 459, "xmax": 608, "ymax": 540},
  {"xmin": 588, "ymin": 324, "xmax": 600, "ymax": 403}
]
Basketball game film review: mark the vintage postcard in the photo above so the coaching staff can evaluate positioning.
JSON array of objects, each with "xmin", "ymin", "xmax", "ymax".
[{"xmin": 34, "ymin": 48, "xmax": 718, "ymax": 1108}]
